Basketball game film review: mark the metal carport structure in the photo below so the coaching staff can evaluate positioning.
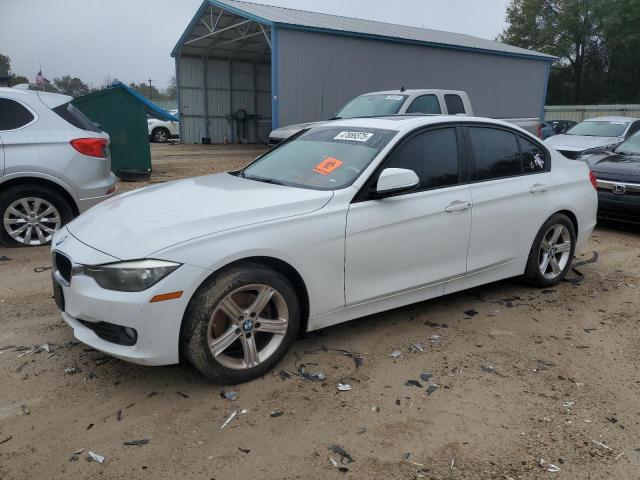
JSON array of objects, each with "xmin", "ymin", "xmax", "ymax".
[{"xmin": 172, "ymin": 0, "xmax": 555, "ymax": 144}]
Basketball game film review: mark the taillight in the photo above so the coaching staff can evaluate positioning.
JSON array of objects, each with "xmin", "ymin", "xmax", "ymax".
[
  {"xmin": 70, "ymin": 138, "xmax": 108, "ymax": 158},
  {"xmin": 537, "ymin": 123, "xmax": 542, "ymax": 139},
  {"xmin": 589, "ymin": 171, "xmax": 597, "ymax": 190}
]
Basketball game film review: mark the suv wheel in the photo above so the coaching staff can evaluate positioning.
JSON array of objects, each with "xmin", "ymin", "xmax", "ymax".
[
  {"xmin": 524, "ymin": 213, "xmax": 576, "ymax": 287},
  {"xmin": 151, "ymin": 127, "xmax": 170, "ymax": 143},
  {"xmin": 0, "ymin": 184, "xmax": 74, "ymax": 247},
  {"xmin": 182, "ymin": 263, "xmax": 300, "ymax": 384}
]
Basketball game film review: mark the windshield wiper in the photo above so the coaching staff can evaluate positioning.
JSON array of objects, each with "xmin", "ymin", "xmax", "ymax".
[{"xmin": 244, "ymin": 175, "xmax": 285, "ymax": 186}]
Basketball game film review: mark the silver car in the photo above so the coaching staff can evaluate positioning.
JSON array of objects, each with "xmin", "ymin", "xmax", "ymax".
[
  {"xmin": 545, "ymin": 116, "xmax": 640, "ymax": 159},
  {"xmin": 0, "ymin": 87, "xmax": 117, "ymax": 247}
]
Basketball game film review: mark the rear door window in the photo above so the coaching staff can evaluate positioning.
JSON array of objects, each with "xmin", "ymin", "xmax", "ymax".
[
  {"xmin": 384, "ymin": 127, "xmax": 460, "ymax": 190},
  {"xmin": 53, "ymin": 103, "xmax": 100, "ymax": 132},
  {"xmin": 518, "ymin": 136, "xmax": 548, "ymax": 173},
  {"xmin": 0, "ymin": 98, "xmax": 35, "ymax": 130},
  {"xmin": 468, "ymin": 127, "xmax": 521, "ymax": 181},
  {"xmin": 444, "ymin": 94, "xmax": 466, "ymax": 114},
  {"xmin": 406, "ymin": 95, "xmax": 441, "ymax": 114}
]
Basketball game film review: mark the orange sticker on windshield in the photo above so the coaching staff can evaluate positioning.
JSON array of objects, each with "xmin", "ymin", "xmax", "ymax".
[{"xmin": 313, "ymin": 157, "xmax": 343, "ymax": 175}]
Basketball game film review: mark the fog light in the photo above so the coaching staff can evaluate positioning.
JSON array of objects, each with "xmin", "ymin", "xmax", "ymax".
[{"xmin": 123, "ymin": 327, "xmax": 137, "ymax": 342}]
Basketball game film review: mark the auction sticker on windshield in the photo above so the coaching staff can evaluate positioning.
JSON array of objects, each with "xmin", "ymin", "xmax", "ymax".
[
  {"xmin": 334, "ymin": 131, "xmax": 374, "ymax": 142},
  {"xmin": 386, "ymin": 95, "xmax": 404, "ymax": 101},
  {"xmin": 313, "ymin": 157, "xmax": 343, "ymax": 175}
]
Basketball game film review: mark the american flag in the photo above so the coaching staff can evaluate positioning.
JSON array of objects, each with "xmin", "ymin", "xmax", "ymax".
[{"xmin": 35, "ymin": 69, "xmax": 48, "ymax": 88}]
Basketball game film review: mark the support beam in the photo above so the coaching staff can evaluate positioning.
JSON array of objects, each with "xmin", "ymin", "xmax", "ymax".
[
  {"xmin": 260, "ymin": 24, "xmax": 272, "ymax": 49},
  {"xmin": 185, "ymin": 19, "xmax": 251, "ymax": 45},
  {"xmin": 214, "ymin": 30, "xmax": 263, "ymax": 49}
]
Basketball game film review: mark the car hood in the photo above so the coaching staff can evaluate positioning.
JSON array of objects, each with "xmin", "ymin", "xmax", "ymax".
[
  {"xmin": 545, "ymin": 134, "xmax": 623, "ymax": 151},
  {"xmin": 66, "ymin": 173, "xmax": 333, "ymax": 260},
  {"xmin": 270, "ymin": 121, "xmax": 327, "ymax": 140},
  {"xmin": 588, "ymin": 152, "xmax": 640, "ymax": 179}
]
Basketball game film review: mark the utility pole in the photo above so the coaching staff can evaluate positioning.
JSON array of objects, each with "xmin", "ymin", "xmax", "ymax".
[{"xmin": 148, "ymin": 78, "xmax": 154, "ymax": 100}]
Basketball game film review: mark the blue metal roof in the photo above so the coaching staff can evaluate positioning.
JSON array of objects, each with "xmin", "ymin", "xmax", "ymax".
[
  {"xmin": 172, "ymin": 0, "xmax": 555, "ymax": 62},
  {"xmin": 112, "ymin": 82, "xmax": 178, "ymax": 121}
]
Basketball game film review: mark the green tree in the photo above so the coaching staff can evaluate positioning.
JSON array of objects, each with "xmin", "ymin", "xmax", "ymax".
[
  {"xmin": 165, "ymin": 76, "xmax": 177, "ymax": 99},
  {"xmin": 128, "ymin": 81, "xmax": 162, "ymax": 100},
  {"xmin": 53, "ymin": 75, "xmax": 90, "ymax": 97},
  {"xmin": 499, "ymin": 0, "xmax": 601, "ymax": 104}
]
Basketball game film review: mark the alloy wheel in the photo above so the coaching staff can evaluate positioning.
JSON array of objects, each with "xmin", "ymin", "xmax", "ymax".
[
  {"xmin": 207, "ymin": 284, "xmax": 289, "ymax": 370},
  {"xmin": 538, "ymin": 224, "xmax": 572, "ymax": 280},
  {"xmin": 3, "ymin": 197, "xmax": 61, "ymax": 246}
]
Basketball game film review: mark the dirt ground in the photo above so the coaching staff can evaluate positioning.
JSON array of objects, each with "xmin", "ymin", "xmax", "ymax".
[{"xmin": 1, "ymin": 144, "xmax": 640, "ymax": 479}]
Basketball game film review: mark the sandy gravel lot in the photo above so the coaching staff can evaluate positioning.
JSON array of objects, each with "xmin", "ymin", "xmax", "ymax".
[{"xmin": 1, "ymin": 144, "xmax": 639, "ymax": 479}]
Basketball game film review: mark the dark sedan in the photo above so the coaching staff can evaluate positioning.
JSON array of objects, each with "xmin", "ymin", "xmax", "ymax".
[{"xmin": 588, "ymin": 133, "xmax": 640, "ymax": 224}]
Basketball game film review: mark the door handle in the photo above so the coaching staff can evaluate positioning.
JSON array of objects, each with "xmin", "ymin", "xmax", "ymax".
[
  {"xmin": 445, "ymin": 200, "xmax": 471, "ymax": 213},
  {"xmin": 530, "ymin": 183, "xmax": 548, "ymax": 193}
]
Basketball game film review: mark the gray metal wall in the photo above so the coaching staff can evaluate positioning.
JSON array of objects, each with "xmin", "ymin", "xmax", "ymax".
[
  {"xmin": 276, "ymin": 28, "xmax": 549, "ymax": 127},
  {"xmin": 177, "ymin": 56, "xmax": 271, "ymax": 144}
]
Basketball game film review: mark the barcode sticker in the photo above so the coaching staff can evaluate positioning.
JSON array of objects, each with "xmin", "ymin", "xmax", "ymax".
[{"xmin": 334, "ymin": 131, "xmax": 374, "ymax": 142}]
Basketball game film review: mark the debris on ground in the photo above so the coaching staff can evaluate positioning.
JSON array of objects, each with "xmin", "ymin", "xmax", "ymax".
[
  {"xmin": 176, "ymin": 391, "xmax": 189, "ymax": 398},
  {"xmin": 269, "ymin": 411, "xmax": 284, "ymax": 417},
  {"xmin": 410, "ymin": 342, "xmax": 425, "ymax": 353},
  {"xmin": 33, "ymin": 266, "xmax": 52, "ymax": 273},
  {"xmin": 481, "ymin": 365, "xmax": 498, "ymax": 375},
  {"xmin": 426, "ymin": 384, "xmax": 438, "ymax": 395},
  {"xmin": 464, "ymin": 309, "xmax": 479, "ymax": 317},
  {"xmin": 356, "ymin": 427, "xmax": 367, "ymax": 434},
  {"xmin": 328, "ymin": 444, "xmax": 354, "ymax": 463},
  {"xmin": 123, "ymin": 439, "xmax": 150, "ymax": 446},
  {"xmin": 221, "ymin": 411, "xmax": 238, "ymax": 429},
  {"xmin": 64, "ymin": 367, "xmax": 81, "ymax": 375},
  {"xmin": 563, "ymin": 401, "xmax": 576, "ymax": 408},
  {"xmin": 420, "ymin": 372, "xmax": 433, "ymax": 382},
  {"xmin": 334, "ymin": 349, "xmax": 364, "ymax": 368},
  {"xmin": 428, "ymin": 335, "xmax": 443, "ymax": 345},
  {"xmin": 278, "ymin": 369, "xmax": 292, "ymax": 380},
  {"xmin": 20, "ymin": 405, "xmax": 30, "ymax": 415},
  {"xmin": 539, "ymin": 458, "xmax": 561, "ymax": 472},
  {"xmin": 337, "ymin": 383, "xmax": 352, "ymax": 391},
  {"xmin": 592, "ymin": 440, "xmax": 613, "ymax": 451},
  {"xmin": 238, "ymin": 447, "xmax": 250, "ymax": 454},
  {"xmin": 405, "ymin": 380, "xmax": 423, "ymax": 388},
  {"xmin": 220, "ymin": 391, "xmax": 239, "ymax": 401},
  {"xmin": 116, "ymin": 410, "xmax": 122, "ymax": 421},
  {"xmin": 563, "ymin": 251, "xmax": 599, "ymax": 284},
  {"xmin": 390, "ymin": 350, "xmax": 402, "ymax": 358},
  {"xmin": 0, "ymin": 436, "xmax": 12, "ymax": 445},
  {"xmin": 87, "ymin": 451, "xmax": 105, "ymax": 464},
  {"xmin": 0, "ymin": 255, "xmax": 11, "ymax": 261},
  {"xmin": 298, "ymin": 366, "xmax": 326, "ymax": 381}
]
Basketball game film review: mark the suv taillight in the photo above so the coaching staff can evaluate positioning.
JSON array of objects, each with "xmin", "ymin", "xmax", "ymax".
[
  {"xmin": 70, "ymin": 138, "xmax": 108, "ymax": 158},
  {"xmin": 589, "ymin": 171, "xmax": 597, "ymax": 190}
]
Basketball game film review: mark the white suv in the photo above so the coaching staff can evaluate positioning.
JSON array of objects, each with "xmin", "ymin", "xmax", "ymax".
[
  {"xmin": 148, "ymin": 109, "xmax": 179, "ymax": 143},
  {"xmin": 0, "ymin": 87, "xmax": 117, "ymax": 247}
]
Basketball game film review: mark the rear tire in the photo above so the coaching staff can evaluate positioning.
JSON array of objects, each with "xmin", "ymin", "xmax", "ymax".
[
  {"xmin": 524, "ymin": 213, "xmax": 576, "ymax": 287},
  {"xmin": 151, "ymin": 127, "xmax": 170, "ymax": 143},
  {"xmin": 0, "ymin": 184, "xmax": 74, "ymax": 247},
  {"xmin": 182, "ymin": 263, "xmax": 300, "ymax": 384}
]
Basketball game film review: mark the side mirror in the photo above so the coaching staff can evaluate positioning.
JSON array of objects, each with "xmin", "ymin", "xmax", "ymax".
[{"xmin": 375, "ymin": 168, "xmax": 420, "ymax": 197}]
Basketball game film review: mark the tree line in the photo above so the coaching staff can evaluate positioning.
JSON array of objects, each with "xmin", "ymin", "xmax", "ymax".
[
  {"xmin": 1, "ymin": 53, "xmax": 176, "ymax": 100},
  {"xmin": 499, "ymin": 0, "xmax": 640, "ymax": 105}
]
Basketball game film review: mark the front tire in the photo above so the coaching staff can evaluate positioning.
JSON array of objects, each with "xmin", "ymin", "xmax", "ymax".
[
  {"xmin": 151, "ymin": 127, "xmax": 170, "ymax": 143},
  {"xmin": 524, "ymin": 213, "xmax": 576, "ymax": 287},
  {"xmin": 0, "ymin": 184, "xmax": 73, "ymax": 247},
  {"xmin": 182, "ymin": 263, "xmax": 300, "ymax": 384}
]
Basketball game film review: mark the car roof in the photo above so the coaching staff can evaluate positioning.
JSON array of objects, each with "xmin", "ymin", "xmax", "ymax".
[
  {"xmin": 361, "ymin": 89, "xmax": 466, "ymax": 96},
  {"xmin": 0, "ymin": 87, "xmax": 72, "ymax": 108},
  {"xmin": 319, "ymin": 115, "xmax": 529, "ymax": 133},
  {"xmin": 584, "ymin": 116, "xmax": 638, "ymax": 123}
]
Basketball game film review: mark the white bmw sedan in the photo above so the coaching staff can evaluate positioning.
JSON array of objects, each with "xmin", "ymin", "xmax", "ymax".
[{"xmin": 51, "ymin": 116, "xmax": 597, "ymax": 384}]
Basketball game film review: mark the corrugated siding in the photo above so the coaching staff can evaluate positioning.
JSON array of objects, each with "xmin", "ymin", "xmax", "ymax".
[
  {"xmin": 177, "ymin": 55, "xmax": 271, "ymax": 143},
  {"xmin": 276, "ymin": 28, "xmax": 547, "ymax": 127},
  {"xmin": 545, "ymin": 105, "xmax": 640, "ymax": 122},
  {"xmin": 215, "ymin": 0, "xmax": 553, "ymax": 60}
]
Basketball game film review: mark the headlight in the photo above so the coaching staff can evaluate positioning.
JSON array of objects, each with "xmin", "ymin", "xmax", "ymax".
[{"xmin": 74, "ymin": 259, "xmax": 181, "ymax": 292}]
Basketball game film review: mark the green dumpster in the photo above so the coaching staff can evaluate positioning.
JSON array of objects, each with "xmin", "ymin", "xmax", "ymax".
[{"xmin": 73, "ymin": 82, "xmax": 176, "ymax": 181}]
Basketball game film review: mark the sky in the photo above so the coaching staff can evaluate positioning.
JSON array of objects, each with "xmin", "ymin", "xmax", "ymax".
[{"xmin": 0, "ymin": 0, "xmax": 511, "ymax": 90}]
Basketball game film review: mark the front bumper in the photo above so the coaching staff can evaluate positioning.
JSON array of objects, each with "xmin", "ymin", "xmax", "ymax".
[
  {"xmin": 51, "ymin": 230, "xmax": 211, "ymax": 366},
  {"xmin": 597, "ymin": 190, "xmax": 640, "ymax": 224}
]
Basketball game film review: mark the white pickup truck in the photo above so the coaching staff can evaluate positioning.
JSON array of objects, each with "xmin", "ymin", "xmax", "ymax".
[{"xmin": 268, "ymin": 89, "xmax": 541, "ymax": 147}]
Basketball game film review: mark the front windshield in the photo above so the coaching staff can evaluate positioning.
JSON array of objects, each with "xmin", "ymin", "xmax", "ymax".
[
  {"xmin": 614, "ymin": 132, "xmax": 640, "ymax": 157},
  {"xmin": 566, "ymin": 120, "xmax": 629, "ymax": 137},
  {"xmin": 242, "ymin": 127, "xmax": 397, "ymax": 190},
  {"xmin": 335, "ymin": 94, "xmax": 407, "ymax": 119}
]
